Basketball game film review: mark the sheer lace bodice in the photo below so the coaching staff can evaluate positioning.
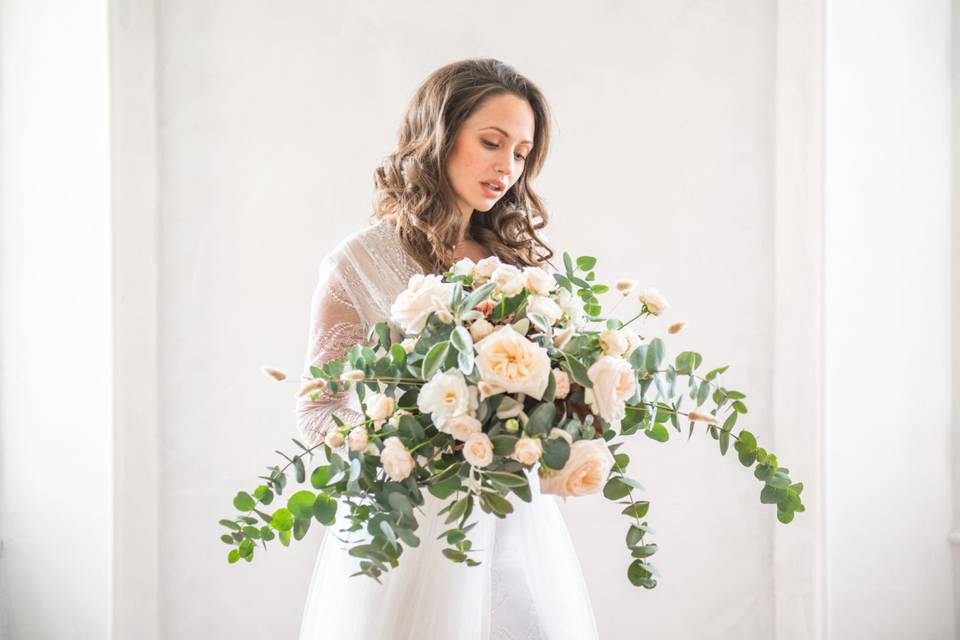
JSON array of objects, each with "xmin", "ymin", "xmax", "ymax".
[{"xmin": 295, "ymin": 218, "xmax": 598, "ymax": 640}]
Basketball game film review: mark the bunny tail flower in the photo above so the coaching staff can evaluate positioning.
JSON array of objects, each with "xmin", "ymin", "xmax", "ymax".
[
  {"xmin": 688, "ymin": 410, "xmax": 720, "ymax": 425},
  {"xmin": 667, "ymin": 320, "xmax": 686, "ymax": 335},
  {"xmin": 261, "ymin": 366, "xmax": 287, "ymax": 382},
  {"xmin": 297, "ymin": 378, "xmax": 327, "ymax": 397}
]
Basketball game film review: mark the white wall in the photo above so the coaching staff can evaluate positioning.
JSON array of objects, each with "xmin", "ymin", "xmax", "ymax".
[
  {"xmin": 825, "ymin": 1, "xmax": 954, "ymax": 638},
  {"xmin": 954, "ymin": 0, "xmax": 960, "ymax": 630},
  {"xmin": 0, "ymin": 1, "xmax": 114, "ymax": 638},
  {"xmin": 2, "ymin": 1, "xmax": 955, "ymax": 638},
  {"xmin": 155, "ymin": 1, "xmax": 778, "ymax": 638}
]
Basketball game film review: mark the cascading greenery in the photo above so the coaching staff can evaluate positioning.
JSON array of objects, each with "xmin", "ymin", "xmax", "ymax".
[{"xmin": 219, "ymin": 253, "xmax": 804, "ymax": 588}]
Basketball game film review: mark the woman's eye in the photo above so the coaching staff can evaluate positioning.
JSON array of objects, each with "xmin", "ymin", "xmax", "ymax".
[{"xmin": 482, "ymin": 140, "xmax": 526, "ymax": 161}]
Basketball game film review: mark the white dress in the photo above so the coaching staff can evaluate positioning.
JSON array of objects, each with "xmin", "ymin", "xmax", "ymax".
[{"xmin": 295, "ymin": 219, "xmax": 600, "ymax": 640}]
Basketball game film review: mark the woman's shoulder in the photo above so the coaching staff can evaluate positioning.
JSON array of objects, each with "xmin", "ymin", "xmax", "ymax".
[
  {"xmin": 332, "ymin": 216, "xmax": 396, "ymax": 257},
  {"xmin": 323, "ymin": 216, "xmax": 419, "ymax": 277}
]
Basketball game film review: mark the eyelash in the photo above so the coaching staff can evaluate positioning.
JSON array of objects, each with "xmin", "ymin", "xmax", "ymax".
[{"xmin": 482, "ymin": 140, "xmax": 527, "ymax": 161}]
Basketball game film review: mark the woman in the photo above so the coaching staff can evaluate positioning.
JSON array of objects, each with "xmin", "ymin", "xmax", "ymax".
[{"xmin": 296, "ymin": 58, "xmax": 599, "ymax": 640}]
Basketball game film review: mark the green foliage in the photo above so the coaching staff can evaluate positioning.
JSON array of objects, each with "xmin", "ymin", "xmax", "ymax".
[
  {"xmin": 541, "ymin": 436, "xmax": 571, "ymax": 470},
  {"xmin": 221, "ymin": 250, "xmax": 805, "ymax": 594}
]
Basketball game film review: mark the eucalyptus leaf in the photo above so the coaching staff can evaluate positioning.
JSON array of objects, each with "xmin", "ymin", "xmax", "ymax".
[{"xmin": 541, "ymin": 436, "xmax": 571, "ymax": 470}]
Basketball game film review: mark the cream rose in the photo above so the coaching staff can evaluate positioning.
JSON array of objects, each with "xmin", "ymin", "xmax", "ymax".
[
  {"xmin": 474, "ymin": 255, "xmax": 501, "ymax": 279},
  {"xmin": 509, "ymin": 435, "xmax": 543, "ymax": 465},
  {"xmin": 469, "ymin": 317, "xmax": 494, "ymax": 342},
  {"xmin": 523, "ymin": 266, "xmax": 556, "ymax": 295},
  {"xmin": 347, "ymin": 426, "xmax": 369, "ymax": 452},
  {"xmin": 446, "ymin": 414, "xmax": 482, "ymax": 442},
  {"xmin": 400, "ymin": 337, "xmax": 418, "ymax": 353},
  {"xmin": 526, "ymin": 295, "xmax": 563, "ymax": 326},
  {"xmin": 462, "ymin": 432, "xmax": 494, "ymax": 468},
  {"xmin": 452, "ymin": 257, "xmax": 476, "ymax": 277},
  {"xmin": 390, "ymin": 273, "xmax": 456, "ymax": 334},
  {"xmin": 365, "ymin": 392, "xmax": 395, "ymax": 431},
  {"xmin": 476, "ymin": 326, "xmax": 551, "ymax": 400},
  {"xmin": 638, "ymin": 287, "xmax": 670, "ymax": 316},
  {"xmin": 491, "ymin": 264, "xmax": 525, "ymax": 297},
  {"xmin": 586, "ymin": 356, "xmax": 637, "ymax": 426},
  {"xmin": 599, "ymin": 329, "xmax": 628, "ymax": 357},
  {"xmin": 379, "ymin": 437, "xmax": 416, "ymax": 481},
  {"xmin": 621, "ymin": 326, "xmax": 642, "ymax": 358},
  {"xmin": 552, "ymin": 369, "xmax": 571, "ymax": 399},
  {"xmin": 324, "ymin": 428, "xmax": 345, "ymax": 449},
  {"xmin": 539, "ymin": 438, "xmax": 616, "ymax": 497},
  {"xmin": 417, "ymin": 369, "xmax": 471, "ymax": 429}
]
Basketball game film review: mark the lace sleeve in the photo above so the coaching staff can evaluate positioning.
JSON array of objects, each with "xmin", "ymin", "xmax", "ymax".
[{"xmin": 295, "ymin": 255, "xmax": 368, "ymax": 447}]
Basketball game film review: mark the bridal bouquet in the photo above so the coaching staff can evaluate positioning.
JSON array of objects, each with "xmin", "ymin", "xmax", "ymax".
[{"xmin": 220, "ymin": 253, "xmax": 805, "ymax": 589}]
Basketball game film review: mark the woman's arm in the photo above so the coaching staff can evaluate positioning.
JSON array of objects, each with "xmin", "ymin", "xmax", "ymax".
[{"xmin": 295, "ymin": 255, "xmax": 367, "ymax": 447}]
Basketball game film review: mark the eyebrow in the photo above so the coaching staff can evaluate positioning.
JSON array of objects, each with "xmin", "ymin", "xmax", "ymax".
[{"xmin": 480, "ymin": 126, "xmax": 533, "ymax": 146}]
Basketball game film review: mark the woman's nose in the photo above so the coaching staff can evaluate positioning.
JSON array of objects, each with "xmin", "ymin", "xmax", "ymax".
[{"xmin": 493, "ymin": 153, "xmax": 515, "ymax": 179}]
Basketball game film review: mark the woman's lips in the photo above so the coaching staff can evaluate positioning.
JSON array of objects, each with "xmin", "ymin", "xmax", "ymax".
[{"xmin": 480, "ymin": 181, "xmax": 502, "ymax": 198}]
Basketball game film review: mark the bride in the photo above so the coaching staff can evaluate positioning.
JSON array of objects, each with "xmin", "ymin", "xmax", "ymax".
[{"xmin": 295, "ymin": 58, "xmax": 599, "ymax": 640}]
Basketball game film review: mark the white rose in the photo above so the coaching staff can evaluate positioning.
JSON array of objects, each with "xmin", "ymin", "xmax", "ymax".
[
  {"xmin": 400, "ymin": 337, "xmax": 418, "ymax": 353},
  {"xmin": 365, "ymin": 392, "xmax": 395, "ymax": 430},
  {"xmin": 474, "ymin": 255, "xmax": 501, "ymax": 279},
  {"xmin": 417, "ymin": 369, "xmax": 470, "ymax": 429},
  {"xmin": 390, "ymin": 273, "xmax": 456, "ymax": 334},
  {"xmin": 491, "ymin": 263, "xmax": 525, "ymax": 297},
  {"xmin": 509, "ymin": 435, "xmax": 543, "ymax": 465},
  {"xmin": 452, "ymin": 257, "xmax": 476, "ymax": 276},
  {"xmin": 523, "ymin": 266, "xmax": 556, "ymax": 295},
  {"xmin": 379, "ymin": 437, "xmax": 416, "ymax": 481},
  {"xmin": 446, "ymin": 414, "xmax": 482, "ymax": 442},
  {"xmin": 586, "ymin": 356, "xmax": 637, "ymax": 426},
  {"xmin": 462, "ymin": 432, "xmax": 494, "ymax": 468},
  {"xmin": 476, "ymin": 326, "xmax": 551, "ymax": 400},
  {"xmin": 539, "ymin": 439, "xmax": 616, "ymax": 497},
  {"xmin": 638, "ymin": 287, "xmax": 670, "ymax": 316},
  {"xmin": 526, "ymin": 295, "xmax": 563, "ymax": 326},
  {"xmin": 348, "ymin": 426, "xmax": 369, "ymax": 452},
  {"xmin": 324, "ymin": 428, "xmax": 345, "ymax": 449},
  {"xmin": 467, "ymin": 384, "xmax": 479, "ymax": 413},
  {"xmin": 469, "ymin": 317, "xmax": 495, "ymax": 342},
  {"xmin": 554, "ymin": 287, "xmax": 585, "ymax": 329},
  {"xmin": 552, "ymin": 369, "xmax": 570, "ymax": 399},
  {"xmin": 599, "ymin": 329, "xmax": 628, "ymax": 357},
  {"xmin": 621, "ymin": 326, "xmax": 642, "ymax": 358}
]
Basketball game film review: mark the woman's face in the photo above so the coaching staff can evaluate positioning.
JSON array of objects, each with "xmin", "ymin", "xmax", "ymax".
[{"xmin": 445, "ymin": 93, "xmax": 535, "ymax": 218}]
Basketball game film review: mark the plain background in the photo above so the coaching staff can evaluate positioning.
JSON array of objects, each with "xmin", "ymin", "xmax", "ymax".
[{"xmin": 0, "ymin": 1, "xmax": 956, "ymax": 638}]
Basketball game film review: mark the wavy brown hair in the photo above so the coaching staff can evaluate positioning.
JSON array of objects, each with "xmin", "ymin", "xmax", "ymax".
[{"xmin": 371, "ymin": 58, "xmax": 555, "ymax": 274}]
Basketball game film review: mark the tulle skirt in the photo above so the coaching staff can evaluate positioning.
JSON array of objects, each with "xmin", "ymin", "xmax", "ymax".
[{"xmin": 298, "ymin": 462, "xmax": 599, "ymax": 640}]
